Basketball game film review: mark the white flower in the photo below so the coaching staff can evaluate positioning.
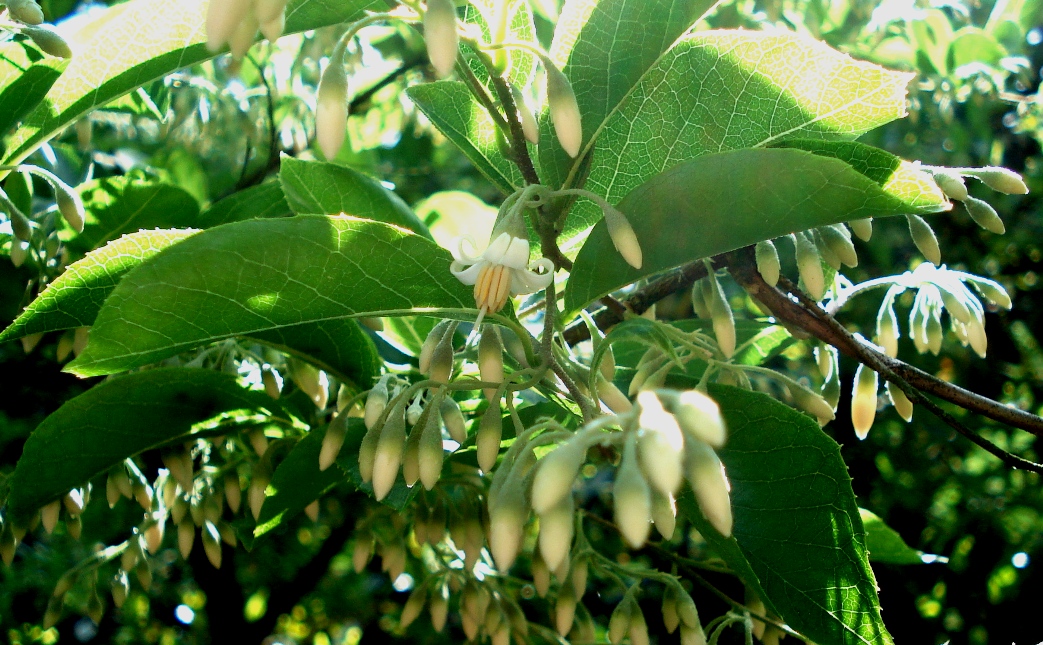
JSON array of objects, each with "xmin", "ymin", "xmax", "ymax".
[{"xmin": 450, "ymin": 232, "xmax": 554, "ymax": 316}]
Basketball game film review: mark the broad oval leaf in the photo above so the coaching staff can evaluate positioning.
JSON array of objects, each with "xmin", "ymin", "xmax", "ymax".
[
  {"xmin": 407, "ymin": 81, "xmax": 524, "ymax": 195},
  {"xmin": 0, "ymin": 229, "xmax": 197, "ymax": 344},
  {"xmin": 279, "ymin": 157, "xmax": 430, "ymax": 237},
  {"xmin": 199, "ymin": 182, "xmax": 293, "ymax": 227},
  {"xmin": 5, "ymin": 368, "xmax": 283, "ymax": 523},
  {"xmin": 565, "ymin": 147, "xmax": 948, "ymax": 312},
  {"xmin": 0, "ymin": 41, "xmax": 67, "ymax": 140},
  {"xmin": 860, "ymin": 508, "xmax": 941, "ymax": 565},
  {"xmin": 681, "ymin": 385, "xmax": 893, "ymax": 645},
  {"xmin": 554, "ymin": 29, "xmax": 915, "ymax": 246},
  {"xmin": 67, "ymin": 215, "xmax": 473, "ymax": 378},
  {"xmin": 1, "ymin": 0, "xmax": 380, "ymax": 167}
]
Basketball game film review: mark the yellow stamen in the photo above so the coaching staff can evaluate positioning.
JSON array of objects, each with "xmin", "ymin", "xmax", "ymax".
[{"xmin": 475, "ymin": 263, "xmax": 511, "ymax": 313}]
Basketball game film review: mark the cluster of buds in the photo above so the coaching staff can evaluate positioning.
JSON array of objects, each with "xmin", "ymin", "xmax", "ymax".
[
  {"xmin": 4, "ymin": 165, "xmax": 85, "ymax": 269},
  {"xmin": 928, "ymin": 165, "xmax": 1028, "ymax": 236},
  {"xmin": 400, "ymin": 575, "xmax": 529, "ymax": 644},
  {"xmin": 1, "ymin": 0, "xmax": 74, "ymax": 58},
  {"xmin": 691, "ymin": 268, "xmax": 736, "ymax": 358},
  {"xmin": 205, "ymin": 0, "xmax": 290, "ymax": 59}
]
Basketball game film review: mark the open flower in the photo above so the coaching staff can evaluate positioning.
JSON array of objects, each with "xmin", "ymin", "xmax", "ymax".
[{"xmin": 450, "ymin": 231, "xmax": 554, "ymax": 317}]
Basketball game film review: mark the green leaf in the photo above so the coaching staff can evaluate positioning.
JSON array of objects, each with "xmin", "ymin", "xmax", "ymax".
[
  {"xmin": 199, "ymin": 182, "xmax": 292, "ymax": 227},
  {"xmin": 860, "ymin": 509, "xmax": 940, "ymax": 565},
  {"xmin": 0, "ymin": 229, "xmax": 197, "ymax": 344},
  {"xmin": 0, "ymin": 0, "xmax": 381, "ymax": 167},
  {"xmin": 62, "ymin": 174, "xmax": 200, "ymax": 253},
  {"xmin": 696, "ymin": 385, "xmax": 892, "ymax": 645},
  {"xmin": 250, "ymin": 318, "xmax": 380, "ymax": 388},
  {"xmin": 553, "ymin": 30, "xmax": 915, "ymax": 248},
  {"xmin": 254, "ymin": 421, "xmax": 363, "ymax": 537},
  {"xmin": 0, "ymin": 41, "xmax": 67, "ymax": 140},
  {"xmin": 463, "ymin": 0, "xmax": 537, "ymax": 89},
  {"xmin": 278, "ymin": 157, "xmax": 430, "ymax": 237},
  {"xmin": 407, "ymin": 81, "xmax": 524, "ymax": 195},
  {"xmin": 5, "ymin": 368, "xmax": 283, "ymax": 523},
  {"xmin": 565, "ymin": 147, "xmax": 948, "ymax": 313},
  {"xmin": 947, "ymin": 28, "xmax": 1007, "ymax": 76},
  {"xmin": 67, "ymin": 215, "xmax": 474, "ymax": 378},
  {"xmin": 538, "ymin": 0, "xmax": 714, "ymax": 190}
]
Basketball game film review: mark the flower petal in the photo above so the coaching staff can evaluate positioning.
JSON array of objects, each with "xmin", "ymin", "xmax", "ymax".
[
  {"xmin": 499, "ymin": 236, "xmax": 532, "ymax": 270},
  {"xmin": 481, "ymin": 232, "xmax": 513, "ymax": 264},
  {"xmin": 451, "ymin": 260, "xmax": 485, "ymax": 285},
  {"xmin": 510, "ymin": 259, "xmax": 554, "ymax": 294},
  {"xmin": 453, "ymin": 235, "xmax": 482, "ymax": 264}
]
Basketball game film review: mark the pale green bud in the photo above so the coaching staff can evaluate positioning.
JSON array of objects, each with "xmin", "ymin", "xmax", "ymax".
[
  {"xmin": 886, "ymin": 381, "xmax": 913, "ymax": 422},
  {"xmin": 248, "ymin": 427, "xmax": 268, "ymax": 457},
  {"xmin": 813, "ymin": 228, "xmax": 841, "ymax": 270},
  {"xmin": 364, "ymin": 377, "xmax": 389, "ymax": 431},
  {"xmin": 555, "ymin": 581, "xmax": 577, "ymax": 636},
  {"xmin": 178, "ymin": 519, "xmax": 195, "ymax": 559},
  {"xmin": 691, "ymin": 278, "xmax": 712, "ymax": 319},
  {"xmin": 931, "ymin": 170, "xmax": 968, "ymax": 201},
  {"xmin": 963, "ymin": 196, "xmax": 1005, "ymax": 234},
  {"xmin": 662, "ymin": 586, "xmax": 680, "ymax": 633},
  {"xmin": 851, "ymin": 364, "xmax": 878, "ymax": 440},
  {"xmin": 54, "ymin": 182, "xmax": 84, "ymax": 233},
  {"xmin": 254, "ymin": 0, "xmax": 289, "ymax": 23},
  {"xmin": 316, "ymin": 41, "xmax": 349, "ymax": 160},
  {"xmin": 570, "ymin": 556, "xmax": 588, "ymax": 598},
  {"xmin": 609, "ymin": 597, "xmax": 634, "ymax": 645},
  {"xmin": 849, "ymin": 217, "xmax": 873, "ymax": 242},
  {"xmin": 352, "ymin": 531, "xmax": 373, "ymax": 573},
  {"xmin": 400, "ymin": 586, "xmax": 427, "ymax": 628},
  {"xmin": 598, "ymin": 373, "xmax": 633, "ymax": 413},
  {"xmin": 42, "ymin": 596, "xmax": 62, "ymax": 630},
  {"xmin": 428, "ymin": 324, "xmax": 456, "ymax": 384},
  {"xmin": 227, "ymin": 12, "xmax": 258, "ymax": 60},
  {"xmin": 755, "ymin": 240, "xmax": 781, "ymax": 286},
  {"xmin": 22, "ymin": 24, "xmax": 72, "ymax": 58},
  {"xmin": 603, "ymin": 204, "xmax": 643, "ymax": 269},
  {"xmin": 680, "ymin": 624, "xmax": 708, "ymax": 645},
  {"xmin": 629, "ymin": 605, "xmax": 650, "ymax": 645},
  {"xmin": 439, "ymin": 396, "xmax": 467, "ymax": 444},
  {"xmin": 418, "ymin": 405, "xmax": 444, "ymax": 490},
  {"xmin": 684, "ymin": 440, "xmax": 732, "ymax": 537},
  {"xmin": 531, "ymin": 436, "xmax": 587, "ymax": 514},
  {"xmin": 820, "ymin": 225, "xmax": 858, "ymax": 267},
  {"xmin": 907, "ymin": 215, "xmax": 941, "ymax": 265},
  {"xmin": 628, "ymin": 346, "xmax": 666, "ymax": 396},
  {"xmin": 261, "ymin": 368, "xmax": 280, "ymax": 399},
  {"xmin": 650, "ymin": 489, "xmax": 677, "ymax": 539},
  {"xmin": 111, "ymin": 572, "xmax": 129, "ymax": 609},
  {"xmin": 289, "ymin": 359, "xmax": 327, "ymax": 409},
  {"xmin": 613, "ymin": 436, "xmax": 652, "ymax": 549},
  {"xmin": 676, "ymin": 589, "xmax": 701, "ymax": 629},
  {"xmin": 512, "ymin": 87, "xmax": 539, "ymax": 144},
  {"xmin": 7, "ymin": 0, "xmax": 44, "ymax": 24},
  {"xmin": 488, "ymin": 484, "xmax": 526, "ymax": 571},
  {"xmin": 41, "ymin": 499, "xmax": 60, "ymax": 534},
  {"xmin": 248, "ymin": 468, "xmax": 270, "ymax": 520},
  {"xmin": 636, "ymin": 391, "xmax": 685, "ymax": 497},
  {"xmin": 707, "ymin": 271, "xmax": 736, "ymax": 358},
  {"xmin": 791, "ymin": 384, "xmax": 836, "ymax": 423},
  {"xmin": 538, "ymin": 494, "xmax": 574, "ymax": 572},
  {"xmin": 224, "ymin": 472, "xmax": 241, "ymax": 514},
  {"xmin": 206, "ymin": 0, "xmax": 251, "ymax": 51},
  {"xmin": 424, "ymin": 0, "xmax": 459, "ymax": 78},
  {"xmin": 965, "ymin": 316, "xmax": 988, "ymax": 358},
  {"xmin": 319, "ymin": 411, "xmax": 348, "ymax": 471},
  {"xmin": 667, "ymin": 389, "xmax": 726, "ymax": 448},
  {"xmin": 543, "ymin": 57, "xmax": 583, "ymax": 157},
  {"xmin": 419, "ymin": 320, "xmax": 452, "ymax": 374},
  {"xmin": 795, "ymin": 231, "xmax": 826, "ymax": 300},
  {"xmin": 372, "ymin": 403, "xmax": 406, "ymax": 501},
  {"xmin": 972, "ymin": 167, "xmax": 1028, "ymax": 195},
  {"xmin": 479, "ymin": 327, "xmax": 505, "ymax": 400},
  {"xmin": 429, "ymin": 588, "xmax": 449, "ymax": 631},
  {"xmin": 968, "ymin": 277, "xmax": 1012, "ymax": 310},
  {"xmin": 532, "ymin": 548, "xmax": 551, "ymax": 597},
  {"xmin": 926, "ymin": 302, "xmax": 943, "ymax": 356},
  {"xmin": 477, "ymin": 403, "xmax": 503, "ymax": 473},
  {"xmin": 202, "ymin": 521, "xmax": 222, "ymax": 568},
  {"xmin": 876, "ymin": 300, "xmax": 899, "ymax": 358},
  {"xmin": 9, "ymin": 240, "xmax": 28, "ymax": 268}
]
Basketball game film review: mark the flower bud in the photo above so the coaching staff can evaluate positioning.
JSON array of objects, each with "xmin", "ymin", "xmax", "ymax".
[
  {"xmin": 755, "ymin": 240, "xmax": 780, "ymax": 286},
  {"xmin": 400, "ymin": 585, "xmax": 427, "ymax": 628},
  {"xmin": 965, "ymin": 316, "xmax": 988, "ymax": 358},
  {"xmin": 418, "ymin": 405, "xmax": 445, "ymax": 490},
  {"xmin": 972, "ymin": 167, "xmax": 1028, "ymax": 195},
  {"xmin": 651, "ymin": 489, "xmax": 677, "ymax": 539},
  {"xmin": 543, "ymin": 57, "xmax": 582, "ymax": 157},
  {"xmin": 42, "ymin": 595, "xmax": 62, "ymax": 630},
  {"xmin": 41, "ymin": 499, "xmax": 61, "ymax": 534},
  {"xmin": 662, "ymin": 586, "xmax": 680, "ymax": 633},
  {"xmin": 668, "ymin": 389, "xmax": 726, "ymax": 448},
  {"xmin": 254, "ymin": 0, "xmax": 288, "ymax": 23},
  {"xmin": 532, "ymin": 548, "xmax": 551, "ymax": 597},
  {"xmin": 319, "ymin": 411, "xmax": 348, "ymax": 471},
  {"xmin": 372, "ymin": 403, "xmax": 407, "ymax": 501},
  {"xmin": 8, "ymin": 0, "xmax": 44, "ymax": 24},
  {"xmin": 202, "ymin": 521, "xmax": 222, "ymax": 568},
  {"xmin": 792, "ymin": 385, "xmax": 836, "ymax": 423},
  {"xmin": 685, "ymin": 440, "xmax": 732, "ymax": 536},
  {"xmin": 429, "ymin": 587, "xmax": 449, "ymax": 631},
  {"xmin": 424, "ymin": 0, "xmax": 459, "ymax": 78},
  {"xmin": 364, "ymin": 377, "xmax": 389, "ymax": 431},
  {"xmin": 429, "ymin": 325, "xmax": 456, "ymax": 384},
  {"xmin": 706, "ymin": 271, "xmax": 735, "ymax": 358},
  {"xmin": 489, "ymin": 483, "xmax": 527, "ymax": 572},
  {"xmin": 23, "ymin": 25, "xmax": 73, "ymax": 58},
  {"xmin": 795, "ymin": 231, "xmax": 826, "ymax": 300},
  {"xmin": 206, "ymin": 0, "xmax": 251, "ymax": 51},
  {"xmin": 849, "ymin": 217, "xmax": 873, "ymax": 241},
  {"xmin": 538, "ymin": 494, "xmax": 574, "ymax": 572},
  {"xmin": 813, "ymin": 229, "xmax": 841, "ymax": 270},
  {"xmin": 851, "ymin": 364, "xmax": 878, "ymax": 440},
  {"xmin": 261, "ymin": 368, "xmax": 280, "ymax": 399},
  {"xmin": 228, "ymin": 12, "xmax": 259, "ymax": 60},
  {"xmin": 316, "ymin": 41, "xmax": 349, "ymax": 160},
  {"xmin": 352, "ymin": 531, "xmax": 373, "ymax": 573},
  {"xmin": 224, "ymin": 472, "xmax": 241, "ymax": 514},
  {"xmin": 968, "ymin": 277, "xmax": 1012, "ymax": 309},
  {"xmin": 907, "ymin": 215, "xmax": 941, "ymax": 265},
  {"xmin": 440, "ymin": 396, "xmax": 467, "ymax": 444},
  {"xmin": 963, "ymin": 196, "xmax": 1005, "ymax": 234},
  {"xmin": 477, "ymin": 403, "xmax": 503, "ymax": 473},
  {"xmin": 636, "ymin": 391, "xmax": 685, "ymax": 497},
  {"xmin": 479, "ymin": 327, "xmax": 505, "ymax": 400},
  {"xmin": 614, "ymin": 436, "xmax": 652, "ymax": 549},
  {"xmin": 144, "ymin": 514, "xmax": 164, "ymax": 554},
  {"xmin": 248, "ymin": 469, "xmax": 270, "ymax": 520},
  {"xmin": 511, "ymin": 86, "xmax": 539, "ymax": 144},
  {"xmin": 931, "ymin": 170, "xmax": 968, "ymax": 201},
  {"xmin": 609, "ymin": 597, "xmax": 634, "ymax": 645},
  {"xmin": 885, "ymin": 380, "xmax": 913, "ymax": 422},
  {"xmin": 531, "ymin": 436, "xmax": 587, "ymax": 514},
  {"xmin": 926, "ymin": 303, "xmax": 943, "ymax": 355},
  {"xmin": 599, "ymin": 373, "xmax": 633, "ymax": 412},
  {"xmin": 54, "ymin": 182, "xmax": 85, "ymax": 234},
  {"xmin": 111, "ymin": 572, "xmax": 129, "ymax": 609},
  {"xmin": 876, "ymin": 300, "xmax": 899, "ymax": 358},
  {"xmin": 248, "ymin": 427, "xmax": 268, "ymax": 457},
  {"xmin": 629, "ymin": 347, "xmax": 666, "ymax": 396},
  {"xmin": 406, "ymin": 393, "xmax": 424, "ymax": 426},
  {"xmin": 602, "ymin": 204, "xmax": 643, "ymax": 269},
  {"xmin": 9, "ymin": 240, "xmax": 28, "ymax": 268},
  {"xmin": 555, "ymin": 582, "xmax": 577, "ymax": 636},
  {"xmin": 691, "ymin": 279, "xmax": 712, "ymax": 319},
  {"xmin": 178, "ymin": 519, "xmax": 195, "ymax": 559},
  {"xmin": 820, "ymin": 225, "xmax": 858, "ymax": 267}
]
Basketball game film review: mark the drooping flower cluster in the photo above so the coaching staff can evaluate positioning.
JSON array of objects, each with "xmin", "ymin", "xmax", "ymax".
[{"xmin": 205, "ymin": 0, "xmax": 290, "ymax": 59}]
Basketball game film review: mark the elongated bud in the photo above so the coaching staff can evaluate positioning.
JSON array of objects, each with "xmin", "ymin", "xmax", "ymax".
[
  {"xmin": 477, "ymin": 403, "xmax": 503, "ymax": 473},
  {"xmin": 609, "ymin": 597, "xmax": 634, "ymax": 645},
  {"xmin": 201, "ymin": 521, "xmax": 222, "ymax": 568},
  {"xmin": 650, "ymin": 489, "xmax": 677, "ymax": 539},
  {"xmin": 907, "ymin": 215, "xmax": 941, "ymax": 265},
  {"xmin": 662, "ymin": 586, "xmax": 680, "ymax": 633},
  {"xmin": 262, "ymin": 15, "xmax": 286, "ymax": 41},
  {"xmin": 407, "ymin": 393, "xmax": 424, "ymax": 426},
  {"xmin": 419, "ymin": 321, "xmax": 452, "ymax": 374},
  {"xmin": 511, "ymin": 86, "xmax": 539, "ymax": 144},
  {"xmin": 926, "ymin": 302, "xmax": 944, "ymax": 355},
  {"xmin": 364, "ymin": 377, "xmax": 389, "ymax": 431},
  {"xmin": 206, "ymin": 0, "xmax": 250, "ymax": 51},
  {"xmin": 876, "ymin": 300, "xmax": 899, "ymax": 358},
  {"xmin": 23, "ymin": 24, "xmax": 73, "ymax": 58},
  {"xmin": 316, "ymin": 40, "xmax": 349, "ymax": 159},
  {"xmin": 249, "ymin": 469, "xmax": 270, "ymax": 520},
  {"xmin": 849, "ymin": 217, "xmax": 873, "ymax": 241},
  {"xmin": 795, "ymin": 232, "xmax": 826, "ymax": 300},
  {"xmin": 178, "ymin": 519, "xmax": 195, "ymax": 559},
  {"xmin": 755, "ymin": 240, "xmax": 780, "ymax": 286},
  {"xmin": 602, "ymin": 205, "xmax": 643, "ymax": 269},
  {"xmin": 228, "ymin": 12, "xmax": 258, "ymax": 60},
  {"xmin": 931, "ymin": 170, "xmax": 968, "ymax": 200},
  {"xmin": 555, "ymin": 581, "xmax": 577, "ymax": 636},
  {"xmin": 424, "ymin": 0, "xmax": 459, "ymax": 78},
  {"xmin": 972, "ymin": 167, "xmax": 1028, "ymax": 194},
  {"xmin": 319, "ymin": 412, "xmax": 348, "ymax": 471},
  {"xmin": 53, "ymin": 183, "xmax": 85, "ymax": 233},
  {"xmin": 538, "ymin": 494, "xmax": 574, "ymax": 573},
  {"xmin": 248, "ymin": 427, "xmax": 269, "ymax": 457},
  {"xmin": 792, "ymin": 384, "xmax": 836, "ymax": 423},
  {"xmin": 418, "ymin": 405, "xmax": 445, "ymax": 490},
  {"xmin": 43, "ymin": 595, "xmax": 62, "ymax": 630},
  {"xmin": 542, "ymin": 57, "xmax": 583, "ymax": 157},
  {"xmin": 966, "ymin": 316, "xmax": 988, "ymax": 358},
  {"xmin": 598, "ymin": 373, "xmax": 632, "ymax": 413},
  {"xmin": 479, "ymin": 327, "xmax": 505, "ymax": 400},
  {"xmin": 41, "ymin": 499, "xmax": 61, "ymax": 534},
  {"xmin": 400, "ymin": 586, "xmax": 427, "ymax": 628},
  {"xmin": 372, "ymin": 403, "xmax": 407, "ymax": 501},
  {"xmin": 613, "ymin": 436, "xmax": 652, "ymax": 549},
  {"xmin": 968, "ymin": 277, "xmax": 1012, "ymax": 309},
  {"xmin": 666, "ymin": 389, "xmax": 727, "ymax": 448},
  {"xmin": 685, "ymin": 440, "xmax": 732, "ymax": 536},
  {"xmin": 224, "ymin": 472, "xmax": 241, "ymax": 514},
  {"xmin": 144, "ymin": 514, "xmax": 164, "ymax": 554},
  {"xmin": 8, "ymin": 0, "xmax": 44, "ymax": 24},
  {"xmin": 261, "ymin": 369, "xmax": 280, "ymax": 399},
  {"xmin": 111, "ymin": 572, "xmax": 129, "ymax": 609},
  {"xmin": 821, "ymin": 225, "xmax": 858, "ymax": 267},
  {"xmin": 935, "ymin": 284, "xmax": 972, "ymax": 325},
  {"xmin": 352, "ymin": 532, "xmax": 374, "ymax": 573},
  {"xmin": 813, "ymin": 229, "xmax": 841, "ymax": 270},
  {"xmin": 885, "ymin": 381, "xmax": 913, "ymax": 422},
  {"xmin": 636, "ymin": 391, "xmax": 685, "ymax": 496},
  {"xmin": 429, "ymin": 325, "xmax": 456, "ymax": 384},
  {"xmin": 531, "ymin": 436, "xmax": 587, "ymax": 514},
  {"xmin": 963, "ymin": 196, "xmax": 1005, "ymax": 234},
  {"xmin": 532, "ymin": 548, "xmax": 551, "ymax": 597},
  {"xmin": 629, "ymin": 605, "xmax": 650, "ymax": 645},
  {"xmin": 10, "ymin": 240, "xmax": 28, "ymax": 268},
  {"xmin": 691, "ymin": 278, "xmax": 712, "ymax": 319},
  {"xmin": 255, "ymin": 0, "xmax": 288, "ymax": 22},
  {"xmin": 851, "ymin": 364, "xmax": 878, "ymax": 440},
  {"xmin": 290, "ymin": 359, "xmax": 328, "ymax": 409},
  {"xmin": 704, "ymin": 270, "xmax": 735, "ymax": 358},
  {"xmin": 429, "ymin": 588, "xmax": 449, "ymax": 632},
  {"xmin": 439, "ymin": 396, "xmax": 467, "ymax": 444},
  {"xmin": 488, "ymin": 485, "xmax": 527, "ymax": 571}
]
